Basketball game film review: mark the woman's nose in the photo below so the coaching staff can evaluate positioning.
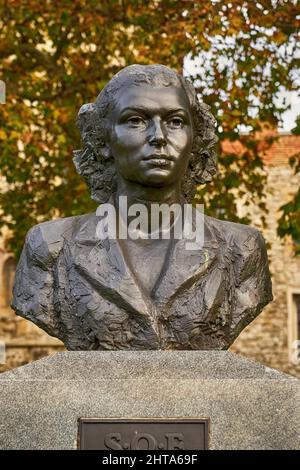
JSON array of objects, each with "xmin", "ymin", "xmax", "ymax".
[{"xmin": 148, "ymin": 118, "xmax": 167, "ymax": 146}]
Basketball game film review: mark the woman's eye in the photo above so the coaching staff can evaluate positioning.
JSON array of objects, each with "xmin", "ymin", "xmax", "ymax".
[
  {"xmin": 168, "ymin": 117, "xmax": 184, "ymax": 128},
  {"xmin": 127, "ymin": 116, "xmax": 145, "ymax": 126}
]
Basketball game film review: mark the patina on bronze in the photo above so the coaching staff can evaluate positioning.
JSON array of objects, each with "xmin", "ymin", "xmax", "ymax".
[
  {"xmin": 78, "ymin": 418, "xmax": 209, "ymax": 450},
  {"xmin": 12, "ymin": 64, "xmax": 273, "ymax": 350}
]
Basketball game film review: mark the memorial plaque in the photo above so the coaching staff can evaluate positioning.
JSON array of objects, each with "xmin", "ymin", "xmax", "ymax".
[{"xmin": 78, "ymin": 418, "xmax": 209, "ymax": 450}]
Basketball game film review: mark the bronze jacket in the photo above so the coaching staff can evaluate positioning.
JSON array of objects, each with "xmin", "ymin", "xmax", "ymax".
[{"xmin": 12, "ymin": 206, "xmax": 272, "ymax": 350}]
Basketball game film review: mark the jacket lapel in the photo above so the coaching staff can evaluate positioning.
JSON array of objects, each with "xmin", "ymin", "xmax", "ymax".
[
  {"xmin": 72, "ymin": 213, "xmax": 151, "ymax": 319},
  {"xmin": 152, "ymin": 211, "xmax": 219, "ymax": 310},
  {"xmin": 71, "ymin": 205, "xmax": 219, "ymax": 318}
]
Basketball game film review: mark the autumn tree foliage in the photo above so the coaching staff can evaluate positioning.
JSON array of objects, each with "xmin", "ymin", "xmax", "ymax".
[{"xmin": 0, "ymin": 0, "xmax": 299, "ymax": 257}]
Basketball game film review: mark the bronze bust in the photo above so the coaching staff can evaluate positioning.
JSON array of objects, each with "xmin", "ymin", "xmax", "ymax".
[{"xmin": 12, "ymin": 64, "xmax": 273, "ymax": 350}]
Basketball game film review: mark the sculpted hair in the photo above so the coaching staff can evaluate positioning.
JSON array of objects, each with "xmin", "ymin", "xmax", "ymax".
[{"xmin": 74, "ymin": 64, "xmax": 218, "ymax": 203}]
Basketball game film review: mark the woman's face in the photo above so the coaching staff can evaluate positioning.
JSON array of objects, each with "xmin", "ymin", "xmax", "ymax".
[{"xmin": 107, "ymin": 83, "xmax": 193, "ymax": 187}]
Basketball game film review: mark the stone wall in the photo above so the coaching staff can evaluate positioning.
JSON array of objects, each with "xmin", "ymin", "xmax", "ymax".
[
  {"xmin": 0, "ymin": 305, "xmax": 65, "ymax": 373},
  {"xmin": 231, "ymin": 163, "xmax": 300, "ymax": 378},
  {"xmin": 0, "ymin": 301, "xmax": 65, "ymax": 373}
]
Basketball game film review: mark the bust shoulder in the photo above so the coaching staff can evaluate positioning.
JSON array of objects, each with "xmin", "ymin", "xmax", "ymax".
[
  {"xmin": 205, "ymin": 215, "xmax": 271, "ymax": 300},
  {"xmin": 204, "ymin": 214, "xmax": 266, "ymax": 253},
  {"xmin": 23, "ymin": 213, "xmax": 94, "ymax": 265}
]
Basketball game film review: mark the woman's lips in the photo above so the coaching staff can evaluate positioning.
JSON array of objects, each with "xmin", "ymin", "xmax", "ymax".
[{"xmin": 143, "ymin": 155, "xmax": 174, "ymax": 166}]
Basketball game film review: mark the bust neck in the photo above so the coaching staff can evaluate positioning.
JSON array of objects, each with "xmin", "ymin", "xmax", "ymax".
[
  {"xmin": 114, "ymin": 179, "xmax": 184, "ymax": 238},
  {"xmin": 115, "ymin": 178, "xmax": 182, "ymax": 209}
]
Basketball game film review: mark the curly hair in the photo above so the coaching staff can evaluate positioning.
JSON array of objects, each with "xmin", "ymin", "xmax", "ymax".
[{"xmin": 73, "ymin": 64, "xmax": 218, "ymax": 203}]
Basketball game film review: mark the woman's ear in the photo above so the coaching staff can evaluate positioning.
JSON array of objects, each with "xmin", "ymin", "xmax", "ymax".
[{"xmin": 101, "ymin": 143, "xmax": 111, "ymax": 160}]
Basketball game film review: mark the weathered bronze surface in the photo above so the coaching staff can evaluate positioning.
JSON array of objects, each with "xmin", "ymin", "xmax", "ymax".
[
  {"xmin": 12, "ymin": 64, "xmax": 273, "ymax": 350},
  {"xmin": 78, "ymin": 418, "xmax": 209, "ymax": 450}
]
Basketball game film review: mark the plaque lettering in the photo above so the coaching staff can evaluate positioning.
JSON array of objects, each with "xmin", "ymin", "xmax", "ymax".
[{"xmin": 78, "ymin": 419, "xmax": 209, "ymax": 450}]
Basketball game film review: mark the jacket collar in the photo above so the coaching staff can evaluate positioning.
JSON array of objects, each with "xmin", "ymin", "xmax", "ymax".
[{"xmin": 72, "ymin": 197, "xmax": 219, "ymax": 318}]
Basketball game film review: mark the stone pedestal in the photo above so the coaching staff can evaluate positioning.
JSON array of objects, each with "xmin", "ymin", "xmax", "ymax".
[{"xmin": 0, "ymin": 351, "xmax": 299, "ymax": 449}]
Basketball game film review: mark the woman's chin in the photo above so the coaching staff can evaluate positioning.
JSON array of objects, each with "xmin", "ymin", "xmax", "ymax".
[{"xmin": 140, "ymin": 168, "xmax": 176, "ymax": 186}]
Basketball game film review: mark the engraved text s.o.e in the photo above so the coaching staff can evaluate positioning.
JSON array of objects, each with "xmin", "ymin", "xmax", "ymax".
[{"xmin": 78, "ymin": 419, "xmax": 209, "ymax": 450}]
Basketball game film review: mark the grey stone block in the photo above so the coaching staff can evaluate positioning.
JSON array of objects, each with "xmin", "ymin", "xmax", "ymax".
[{"xmin": 0, "ymin": 351, "xmax": 299, "ymax": 449}]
